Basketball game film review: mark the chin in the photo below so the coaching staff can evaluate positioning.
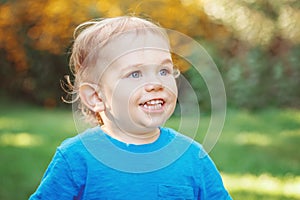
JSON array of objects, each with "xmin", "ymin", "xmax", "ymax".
[{"xmin": 141, "ymin": 117, "xmax": 167, "ymax": 129}]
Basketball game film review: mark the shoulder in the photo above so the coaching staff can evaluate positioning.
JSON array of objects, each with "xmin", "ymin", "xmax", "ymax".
[
  {"xmin": 160, "ymin": 127, "xmax": 207, "ymax": 157},
  {"xmin": 59, "ymin": 126, "xmax": 102, "ymax": 151},
  {"xmin": 28, "ymin": 128, "xmax": 103, "ymax": 199},
  {"xmin": 56, "ymin": 126, "xmax": 105, "ymax": 165},
  {"xmin": 160, "ymin": 127, "xmax": 200, "ymax": 144}
]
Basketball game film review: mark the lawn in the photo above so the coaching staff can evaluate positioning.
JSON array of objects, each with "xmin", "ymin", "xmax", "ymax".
[{"xmin": 0, "ymin": 101, "xmax": 299, "ymax": 200}]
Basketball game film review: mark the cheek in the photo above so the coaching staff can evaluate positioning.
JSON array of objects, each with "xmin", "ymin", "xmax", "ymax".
[
  {"xmin": 106, "ymin": 78, "xmax": 132, "ymax": 96},
  {"xmin": 164, "ymin": 77, "xmax": 178, "ymax": 98},
  {"xmin": 115, "ymin": 80, "xmax": 138, "ymax": 99},
  {"xmin": 108, "ymin": 81, "xmax": 139, "ymax": 112}
]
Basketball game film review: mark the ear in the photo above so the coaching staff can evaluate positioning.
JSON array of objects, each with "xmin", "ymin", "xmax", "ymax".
[{"xmin": 79, "ymin": 83, "xmax": 105, "ymax": 113}]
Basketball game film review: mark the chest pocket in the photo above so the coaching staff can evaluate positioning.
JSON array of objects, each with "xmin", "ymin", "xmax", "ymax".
[{"xmin": 158, "ymin": 184, "xmax": 194, "ymax": 200}]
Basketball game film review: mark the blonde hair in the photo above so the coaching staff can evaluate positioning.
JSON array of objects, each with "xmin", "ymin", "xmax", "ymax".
[{"xmin": 62, "ymin": 16, "xmax": 170, "ymax": 125}]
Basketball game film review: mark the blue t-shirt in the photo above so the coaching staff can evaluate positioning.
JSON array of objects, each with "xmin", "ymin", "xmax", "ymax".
[{"xmin": 30, "ymin": 127, "xmax": 232, "ymax": 200}]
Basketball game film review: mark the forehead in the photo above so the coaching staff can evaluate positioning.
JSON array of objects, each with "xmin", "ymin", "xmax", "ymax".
[
  {"xmin": 102, "ymin": 30, "xmax": 170, "ymax": 64},
  {"xmin": 87, "ymin": 30, "xmax": 171, "ymax": 82},
  {"xmin": 113, "ymin": 48, "xmax": 172, "ymax": 68}
]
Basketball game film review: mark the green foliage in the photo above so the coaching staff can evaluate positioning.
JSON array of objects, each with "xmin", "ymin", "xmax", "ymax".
[
  {"xmin": 1, "ymin": 50, "xmax": 70, "ymax": 107},
  {"xmin": 222, "ymin": 45, "xmax": 300, "ymax": 109},
  {"xmin": 180, "ymin": 66, "xmax": 211, "ymax": 111}
]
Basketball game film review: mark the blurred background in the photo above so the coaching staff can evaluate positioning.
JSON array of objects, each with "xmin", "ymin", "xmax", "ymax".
[{"xmin": 0, "ymin": 0, "xmax": 299, "ymax": 199}]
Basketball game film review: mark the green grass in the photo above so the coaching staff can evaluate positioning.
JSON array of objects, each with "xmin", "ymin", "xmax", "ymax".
[{"xmin": 0, "ymin": 101, "xmax": 299, "ymax": 200}]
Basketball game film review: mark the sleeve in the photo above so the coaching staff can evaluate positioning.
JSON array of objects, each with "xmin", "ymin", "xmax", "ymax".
[
  {"xmin": 29, "ymin": 149, "xmax": 79, "ymax": 200},
  {"xmin": 198, "ymin": 153, "xmax": 232, "ymax": 200}
]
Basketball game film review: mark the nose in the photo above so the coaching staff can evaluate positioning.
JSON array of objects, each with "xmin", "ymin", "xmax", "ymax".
[{"xmin": 144, "ymin": 81, "xmax": 163, "ymax": 92}]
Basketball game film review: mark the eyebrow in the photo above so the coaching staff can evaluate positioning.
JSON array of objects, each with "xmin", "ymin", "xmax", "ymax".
[
  {"xmin": 160, "ymin": 58, "xmax": 173, "ymax": 66},
  {"xmin": 122, "ymin": 58, "xmax": 173, "ymax": 70}
]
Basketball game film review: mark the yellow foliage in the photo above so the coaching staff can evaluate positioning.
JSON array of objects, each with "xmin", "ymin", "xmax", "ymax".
[
  {"xmin": 0, "ymin": 0, "xmax": 299, "ymax": 71},
  {"xmin": 0, "ymin": 0, "xmax": 211, "ymax": 71},
  {"xmin": 0, "ymin": 4, "xmax": 27, "ymax": 71}
]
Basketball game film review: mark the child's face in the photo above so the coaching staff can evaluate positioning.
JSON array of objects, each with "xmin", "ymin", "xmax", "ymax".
[{"xmin": 99, "ymin": 32, "xmax": 177, "ymax": 134}]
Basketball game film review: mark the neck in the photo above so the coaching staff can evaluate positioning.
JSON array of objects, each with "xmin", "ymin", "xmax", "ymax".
[{"xmin": 100, "ymin": 123, "xmax": 160, "ymax": 145}]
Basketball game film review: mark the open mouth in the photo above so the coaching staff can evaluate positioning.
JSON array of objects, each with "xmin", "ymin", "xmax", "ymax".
[{"xmin": 139, "ymin": 99, "xmax": 165, "ymax": 110}]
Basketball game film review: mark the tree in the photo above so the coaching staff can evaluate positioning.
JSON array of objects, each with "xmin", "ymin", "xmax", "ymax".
[{"xmin": 0, "ymin": 0, "xmax": 299, "ymax": 108}]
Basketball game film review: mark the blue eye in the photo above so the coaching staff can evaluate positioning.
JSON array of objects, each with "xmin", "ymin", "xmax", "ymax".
[
  {"xmin": 129, "ymin": 71, "xmax": 142, "ymax": 78},
  {"xmin": 159, "ymin": 69, "xmax": 170, "ymax": 76}
]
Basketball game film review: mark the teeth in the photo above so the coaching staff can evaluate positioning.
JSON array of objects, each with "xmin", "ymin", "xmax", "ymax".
[
  {"xmin": 143, "ymin": 103, "xmax": 162, "ymax": 110},
  {"xmin": 142, "ymin": 99, "xmax": 164, "ymax": 110},
  {"xmin": 146, "ymin": 100, "xmax": 163, "ymax": 105}
]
